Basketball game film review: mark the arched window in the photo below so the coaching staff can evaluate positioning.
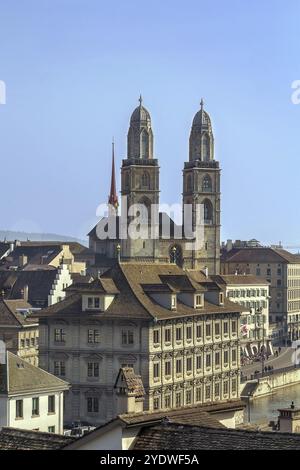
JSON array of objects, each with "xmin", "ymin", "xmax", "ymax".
[
  {"xmin": 202, "ymin": 134, "xmax": 210, "ymax": 161},
  {"xmin": 141, "ymin": 171, "xmax": 150, "ymax": 189},
  {"xmin": 203, "ymin": 199, "xmax": 213, "ymax": 224},
  {"xmin": 169, "ymin": 245, "xmax": 183, "ymax": 266},
  {"xmin": 186, "ymin": 174, "xmax": 192, "ymax": 192},
  {"xmin": 202, "ymin": 175, "xmax": 212, "ymax": 192},
  {"xmin": 138, "ymin": 196, "xmax": 151, "ymax": 225},
  {"xmin": 141, "ymin": 130, "xmax": 149, "ymax": 159}
]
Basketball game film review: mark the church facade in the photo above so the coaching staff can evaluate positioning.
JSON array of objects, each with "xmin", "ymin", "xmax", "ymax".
[{"xmin": 89, "ymin": 98, "xmax": 221, "ymax": 275}]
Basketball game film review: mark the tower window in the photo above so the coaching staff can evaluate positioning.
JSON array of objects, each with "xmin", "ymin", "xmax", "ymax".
[
  {"xmin": 202, "ymin": 175, "xmax": 212, "ymax": 192},
  {"xmin": 141, "ymin": 129, "xmax": 149, "ymax": 159},
  {"xmin": 141, "ymin": 171, "xmax": 150, "ymax": 189},
  {"xmin": 203, "ymin": 200, "xmax": 213, "ymax": 224},
  {"xmin": 202, "ymin": 134, "xmax": 210, "ymax": 161}
]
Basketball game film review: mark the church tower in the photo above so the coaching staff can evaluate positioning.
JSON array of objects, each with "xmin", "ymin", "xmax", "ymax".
[
  {"xmin": 121, "ymin": 96, "xmax": 160, "ymax": 260},
  {"xmin": 182, "ymin": 100, "xmax": 221, "ymax": 274}
]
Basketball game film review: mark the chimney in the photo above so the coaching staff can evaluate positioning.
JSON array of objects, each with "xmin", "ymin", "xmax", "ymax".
[
  {"xmin": 19, "ymin": 254, "xmax": 28, "ymax": 268},
  {"xmin": 226, "ymin": 239, "xmax": 233, "ymax": 252},
  {"xmin": 21, "ymin": 285, "xmax": 29, "ymax": 302},
  {"xmin": 201, "ymin": 266, "xmax": 208, "ymax": 278}
]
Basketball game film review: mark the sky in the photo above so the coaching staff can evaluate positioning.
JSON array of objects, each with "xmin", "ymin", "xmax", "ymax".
[{"xmin": 0, "ymin": 0, "xmax": 299, "ymax": 246}]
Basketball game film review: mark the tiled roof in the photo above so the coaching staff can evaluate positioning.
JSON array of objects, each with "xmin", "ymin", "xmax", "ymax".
[
  {"xmin": 4, "ymin": 270, "xmax": 58, "ymax": 305},
  {"xmin": 0, "ymin": 299, "xmax": 36, "ymax": 326},
  {"xmin": 0, "ymin": 351, "xmax": 69, "ymax": 394},
  {"xmin": 211, "ymin": 274, "xmax": 269, "ymax": 286},
  {"xmin": 0, "ymin": 427, "xmax": 75, "ymax": 450},
  {"xmin": 221, "ymin": 247, "xmax": 300, "ymax": 264},
  {"xmin": 35, "ymin": 263, "xmax": 243, "ymax": 321},
  {"xmin": 132, "ymin": 423, "xmax": 300, "ymax": 450},
  {"xmin": 119, "ymin": 400, "xmax": 245, "ymax": 426},
  {"xmin": 115, "ymin": 367, "xmax": 145, "ymax": 397},
  {"xmin": 0, "ymin": 243, "xmax": 10, "ymax": 259}
]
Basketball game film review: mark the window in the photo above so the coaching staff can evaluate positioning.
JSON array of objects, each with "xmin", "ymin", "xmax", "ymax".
[
  {"xmin": 20, "ymin": 339, "xmax": 25, "ymax": 348},
  {"xmin": 165, "ymin": 361, "xmax": 171, "ymax": 376},
  {"xmin": 203, "ymin": 200, "xmax": 213, "ymax": 223},
  {"xmin": 48, "ymin": 395, "xmax": 55, "ymax": 413},
  {"xmin": 26, "ymin": 338, "xmax": 30, "ymax": 348},
  {"xmin": 54, "ymin": 361, "xmax": 65, "ymax": 376},
  {"xmin": 153, "ymin": 330, "xmax": 160, "ymax": 345},
  {"xmin": 88, "ymin": 362, "xmax": 99, "ymax": 378},
  {"xmin": 153, "ymin": 397, "xmax": 160, "ymax": 410},
  {"xmin": 224, "ymin": 350, "xmax": 229, "ymax": 365},
  {"xmin": 87, "ymin": 397, "xmax": 99, "ymax": 413},
  {"xmin": 175, "ymin": 392, "xmax": 182, "ymax": 408},
  {"xmin": 267, "ymin": 268, "xmax": 271, "ymax": 276},
  {"xmin": 205, "ymin": 385, "xmax": 211, "ymax": 400},
  {"xmin": 141, "ymin": 171, "xmax": 150, "ymax": 188},
  {"xmin": 48, "ymin": 426, "xmax": 55, "ymax": 433},
  {"xmin": 196, "ymin": 325, "xmax": 202, "ymax": 339},
  {"xmin": 153, "ymin": 362, "xmax": 160, "ymax": 379},
  {"xmin": 277, "ymin": 280, "xmax": 282, "ymax": 287},
  {"xmin": 186, "ymin": 174, "xmax": 192, "ymax": 192},
  {"xmin": 232, "ymin": 378, "xmax": 237, "ymax": 393},
  {"xmin": 54, "ymin": 329, "xmax": 65, "ymax": 343},
  {"xmin": 32, "ymin": 397, "xmax": 39, "ymax": 416},
  {"xmin": 195, "ymin": 294, "xmax": 203, "ymax": 307},
  {"xmin": 16, "ymin": 400, "xmax": 23, "ymax": 419},
  {"xmin": 88, "ymin": 329, "xmax": 100, "ymax": 343},
  {"xmin": 171, "ymin": 295, "xmax": 177, "ymax": 309},
  {"xmin": 122, "ymin": 330, "xmax": 134, "ymax": 345},
  {"xmin": 205, "ymin": 324, "xmax": 211, "ymax": 338},
  {"xmin": 164, "ymin": 328, "xmax": 171, "ymax": 343},
  {"xmin": 219, "ymin": 293, "xmax": 224, "ymax": 304},
  {"xmin": 186, "ymin": 390, "xmax": 192, "ymax": 405},
  {"xmin": 214, "ymin": 382, "xmax": 220, "ymax": 397},
  {"xmin": 176, "ymin": 327, "xmax": 182, "ymax": 341},
  {"xmin": 87, "ymin": 297, "xmax": 101, "ymax": 309},
  {"xmin": 31, "ymin": 338, "xmax": 35, "ymax": 347},
  {"xmin": 256, "ymin": 268, "xmax": 261, "ymax": 276},
  {"xmin": 214, "ymin": 323, "xmax": 220, "ymax": 336},
  {"xmin": 186, "ymin": 357, "xmax": 192, "ymax": 372},
  {"xmin": 215, "ymin": 351, "xmax": 220, "ymax": 366},
  {"xmin": 206, "ymin": 353, "xmax": 211, "ymax": 368},
  {"xmin": 196, "ymin": 355, "xmax": 202, "ymax": 370},
  {"xmin": 165, "ymin": 395, "xmax": 171, "ymax": 408},
  {"xmin": 232, "ymin": 349, "xmax": 237, "ymax": 363},
  {"xmin": 231, "ymin": 320, "xmax": 237, "ymax": 333},
  {"xmin": 176, "ymin": 359, "xmax": 182, "ymax": 374},
  {"xmin": 186, "ymin": 326, "xmax": 192, "ymax": 340},
  {"xmin": 223, "ymin": 381, "xmax": 229, "ymax": 395},
  {"xmin": 202, "ymin": 175, "xmax": 212, "ymax": 191},
  {"xmin": 196, "ymin": 387, "xmax": 202, "ymax": 402}
]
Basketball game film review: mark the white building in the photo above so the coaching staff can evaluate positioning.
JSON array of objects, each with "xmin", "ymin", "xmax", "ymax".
[
  {"xmin": 0, "ymin": 351, "xmax": 69, "ymax": 434},
  {"xmin": 212, "ymin": 275, "xmax": 272, "ymax": 357}
]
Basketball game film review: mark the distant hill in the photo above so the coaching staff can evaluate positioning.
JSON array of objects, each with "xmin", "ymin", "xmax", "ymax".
[{"xmin": 0, "ymin": 230, "xmax": 88, "ymax": 247}]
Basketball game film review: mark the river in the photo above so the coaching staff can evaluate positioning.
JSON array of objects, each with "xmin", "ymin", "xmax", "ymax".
[{"xmin": 247, "ymin": 383, "xmax": 300, "ymax": 424}]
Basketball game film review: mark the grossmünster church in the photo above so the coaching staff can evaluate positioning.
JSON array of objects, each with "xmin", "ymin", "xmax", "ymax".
[{"xmin": 88, "ymin": 97, "xmax": 221, "ymax": 275}]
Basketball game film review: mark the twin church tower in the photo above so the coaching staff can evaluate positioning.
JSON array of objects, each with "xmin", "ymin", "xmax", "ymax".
[{"xmin": 89, "ymin": 97, "xmax": 221, "ymax": 275}]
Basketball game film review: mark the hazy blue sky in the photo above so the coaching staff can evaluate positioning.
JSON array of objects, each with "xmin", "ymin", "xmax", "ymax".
[{"xmin": 0, "ymin": 0, "xmax": 299, "ymax": 246}]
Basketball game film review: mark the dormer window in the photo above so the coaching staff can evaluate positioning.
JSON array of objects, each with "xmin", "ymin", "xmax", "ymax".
[
  {"xmin": 219, "ymin": 292, "xmax": 224, "ymax": 305},
  {"xmin": 87, "ymin": 297, "xmax": 101, "ymax": 310},
  {"xmin": 195, "ymin": 294, "xmax": 204, "ymax": 308}
]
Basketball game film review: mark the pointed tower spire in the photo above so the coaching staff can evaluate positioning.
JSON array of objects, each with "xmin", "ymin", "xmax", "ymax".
[{"xmin": 108, "ymin": 139, "xmax": 119, "ymax": 214}]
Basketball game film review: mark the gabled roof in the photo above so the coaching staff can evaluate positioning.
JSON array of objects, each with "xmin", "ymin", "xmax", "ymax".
[
  {"xmin": 221, "ymin": 247, "xmax": 300, "ymax": 264},
  {"xmin": 0, "ymin": 242, "xmax": 10, "ymax": 259},
  {"xmin": 211, "ymin": 274, "xmax": 270, "ymax": 286},
  {"xmin": 0, "ymin": 427, "xmax": 75, "ymax": 450},
  {"xmin": 35, "ymin": 262, "xmax": 243, "ymax": 321},
  {"xmin": 132, "ymin": 422, "xmax": 300, "ymax": 450},
  {"xmin": 114, "ymin": 367, "xmax": 145, "ymax": 397},
  {"xmin": 0, "ymin": 351, "xmax": 69, "ymax": 395},
  {"xmin": 4, "ymin": 270, "xmax": 58, "ymax": 304},
  {"xmin": 0, "ymin": 299, "xmax": 36, "ymax": 326}
]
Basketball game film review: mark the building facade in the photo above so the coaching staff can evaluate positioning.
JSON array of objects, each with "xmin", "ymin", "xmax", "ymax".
[
  {"xmin": 221, "ymin": 246, "xmax": 300, "ymax": 344},
  {"xmin": 0, "ymin": 351, "xmax": 69, "ymax": 434},
  {"xmin": 0, "ymin": 299, "xmax": 39, "ymax": 366},
  {"xmin": 35, "ymin": 263, "xmax": 241, "ymax": 426},
  {"xmin": 212, "ymin": 275, "xmax": 271, "ymax": 357}
]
